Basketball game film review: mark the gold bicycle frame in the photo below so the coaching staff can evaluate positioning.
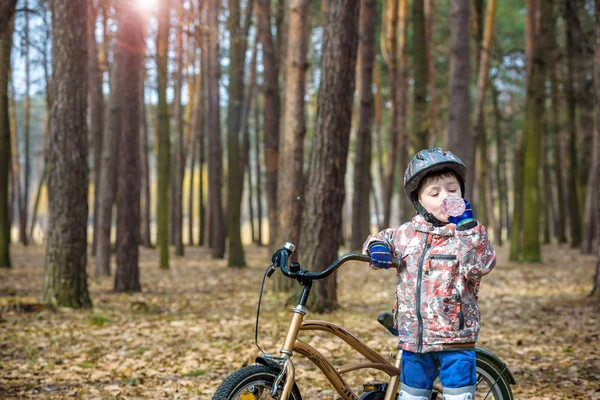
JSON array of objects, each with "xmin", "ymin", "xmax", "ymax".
[{"xmin": 277, "ymin": 309, "xmax": 401, "ymax": 400}]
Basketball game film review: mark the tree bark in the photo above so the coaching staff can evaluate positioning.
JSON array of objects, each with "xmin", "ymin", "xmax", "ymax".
[
  {"xmin": 140, "ymin": 84, "xmax": 152, "ymax": 248},
  {"xmin": 300, "ymin": 0, "xmax": 359, "ymax": 313},
  {"xmin": 205, "ymin": 0, "xmax": 226, "ymax": 258},
  {"xmin": 548, "ymin": 0, "xmax": 567, "ymax": 244},
  {"xmin": 42, "ymin": 0, "xmax": 92, "ymax": 308},
  {"xmin": 350, "ymin": 0, "xmax": 376, "ymax": 251},
  {"xmin": 113, "ymin": 0, "xmax": 144, "ymax": 292},
  {"xmin": 564, "ymin": 0, "xmax": 583, "ymax": 248},
  {"xmin": 242, "ymin": 42, "xmax": 258, "ymax": 245},
  {"xmin": 275, "ymin": 0, "xmax": 310, "ymax": 290},
  {"xmin": 522, "ymin": 0, "xmax": 545, "ymax": 263},
  {"xmin": 95, "ymin": 49, "xmax": 123, "ymax": 276},
  {"xmin": 447, "ymin": 0, "xmax": 472, "ymax": 199},
  {"xmin": 0, "ymin": 1, "xmax": 15, "ymax": 268},
  {"xmin": 397, "ymin": 0, "xmax": 411, "ymax": 222},
  {"xmin": 88, "ymin": 0, "xmax": 104, "ymax": 256},
  {"xmin": 156, "ymin": 0, "xmax": 171, "ymax": 267},
  {"xmin": 256, "ymin": 0, "xmax": 281, "ymax": 250},
  {"xmin": 591, "ymin": 0, "xmax": 600, "ymax": 299},
  {"xmin": 19, "ymin": 0, "xmax": 31, "ymax": 246},
  {"xmin": 227, "ymin": 0, "xmax": 247, "ymax": 267},
  {"xmin": 254, "ymin": 89, "xmax": 263, "ymax": 246},
  {"xmin": 382, "ymin": 0, "xmax": 398, "ymax": 229},
  {"xmin": 424, "ymin": 0, "xmax": 439, "ymax": 146},
  {"xmin": 411, "ymin": 0, "xmax": 429, "ymax": 152},
  {"xmin": 173, "ymin": 0, "xmax": 185, "ymax": 257}
]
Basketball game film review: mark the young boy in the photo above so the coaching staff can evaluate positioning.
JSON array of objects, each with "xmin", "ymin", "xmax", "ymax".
[{"xmin": 363, "ymin": 148, "xmax": 496, "ymax": 400}]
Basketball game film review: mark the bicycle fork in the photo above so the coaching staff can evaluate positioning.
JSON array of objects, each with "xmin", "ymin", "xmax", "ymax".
[{"xmin": 271, "ymin": 305, "xmax": 306, "ymax": 399}]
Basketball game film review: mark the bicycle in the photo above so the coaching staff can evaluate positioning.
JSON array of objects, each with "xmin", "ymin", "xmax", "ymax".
[{"xmin": 213, "ymin": 242, "xmax": 516, "ymax": 400}]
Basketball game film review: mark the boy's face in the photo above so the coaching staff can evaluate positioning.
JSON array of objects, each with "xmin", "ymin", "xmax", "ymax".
[{"xmin": 418, "ymin": 174, "xmax": 462, "ymax": 222}]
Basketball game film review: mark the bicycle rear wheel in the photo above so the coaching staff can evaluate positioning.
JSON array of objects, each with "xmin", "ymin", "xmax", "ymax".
[
  {"xmin": 432, "ymin": 357, "xmax": 514, "ymax": 400},
  {"xmin": 213, "ymin": 364, "xmax": 303, "ymax": 400}
]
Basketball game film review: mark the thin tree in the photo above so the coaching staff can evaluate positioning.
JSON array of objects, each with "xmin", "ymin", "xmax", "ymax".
[
  {"xmin": 275, "ymin": 0, "xmax": 310, "ymax": 289},
  {"xmin": 242, "ymin": 41, "xmax": 258, "ymax": 245},
  {"xmin": 140, "ymin": 82, "xmax": 152, "ymax": 248},
  {"xmin": 381, "ymin": 0, "xmax": 398, "ymax": 229},
  {"xmin": 300, "ymin": 0, "xmax": 360, "ymax": 313},
  {"xmin": 19, "ymin": 0, "xmax": 32, "ymax": 246},
  {"xmin": 256, "ymin": 0, "xmax": 281, "ymax": 250},
  {"xmin": 397, "ymin": 0, "xmax": 411, "ymax": 221},
  {"xmin": 411, "ymin": 0, "xmax": 429, "ymax": 151},
  {"xmin": 350, "ymin": 0, "xmax": 376, "ymax": 251},
  {"xmin": 42, "ymin": 0, "xmax": 92, "ymax": 308},
  {"xmin": 254, "ymin": 88, "xmax": 264, "ymax": 246},
  {"xmin": 424, "ymin": 0, "xmax": 440, "ymax": 146},
  {"xmin": 548, "ymin": 0, "xmax": 567, "ymax": 244},
  {"xmin": 156, "ymin": 0, "xmax": 171, "ymax": 267},
  {"xmin": 0, "ymin": 0, "xmax": 15, "ymax": 268},
  {"xmin": 173, "ymin": 0, "xmax": 185, "ymax": 257},
  {"xmin": 95, "ymin": 42, "xmax": 123, "ymax": 276},
  {"xmin": 204, "ymin": 0, "xmax": 226, "ymax": 258},
  {"xmin": 447, "ymin": 0, "xmax": 472, "ymax": 199},
  {"xmin": 89, "ymin": 0, "xmax": 104, "ymax": 256},
  {"xmin": 564, "ymin": 0, "xmax": 583, "ymax": 248},
  {"xmin": 227, "ymin": 0, "xmax": 247, "ymax": 267}
]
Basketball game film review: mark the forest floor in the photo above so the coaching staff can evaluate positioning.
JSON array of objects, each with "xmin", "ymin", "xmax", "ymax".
[{"xmin": 1, "ymin": 243, "xmax": 599, "ymax": 399}]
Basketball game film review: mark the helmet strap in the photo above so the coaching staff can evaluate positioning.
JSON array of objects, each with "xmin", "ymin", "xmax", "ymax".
[{"xmin": 411, "ymin": 194, "xmax": 448, "ymax": 227}]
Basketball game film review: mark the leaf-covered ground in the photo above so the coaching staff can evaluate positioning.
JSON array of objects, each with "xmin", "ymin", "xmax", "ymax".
[{"xmin": 1, "ymin": 243, "xmax": 599, "ymax": 399}]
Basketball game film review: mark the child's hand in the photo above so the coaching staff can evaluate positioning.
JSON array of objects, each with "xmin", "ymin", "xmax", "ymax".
[
  {"xmin": 447, "ymin": 198, "xmax": 475, "ymax": 229},
  {"xmin": 368, "ymin": 243, "xmax": 394, "ymax": 269}
]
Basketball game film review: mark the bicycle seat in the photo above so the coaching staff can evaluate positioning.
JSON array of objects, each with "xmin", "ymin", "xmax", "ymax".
[{"xmin": 377, "ymin": 312, "xmax": 398, "ymax": 336}]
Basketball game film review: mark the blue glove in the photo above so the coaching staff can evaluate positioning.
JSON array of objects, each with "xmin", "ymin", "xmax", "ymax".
[
  {"xmin": 369, "ymin": 243, "xmax": 394, "ymax": 269},
  {"xmin": 447, "ymin": 198, "xmax": 475, "ymax": 229}
]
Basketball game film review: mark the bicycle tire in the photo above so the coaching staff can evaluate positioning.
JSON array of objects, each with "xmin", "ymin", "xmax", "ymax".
[
  {"xmin": 213, "ymin": 364, "xmax": 303, "ymax": 400},
  {"xmin": 474, "ymin": 356, "xmax": 514, "ymax": 400}
]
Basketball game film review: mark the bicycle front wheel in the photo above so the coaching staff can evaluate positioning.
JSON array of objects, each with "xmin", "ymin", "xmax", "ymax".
[{"xmin": 213, "ymin": 364, "xmax": 303, "ymax": 400}]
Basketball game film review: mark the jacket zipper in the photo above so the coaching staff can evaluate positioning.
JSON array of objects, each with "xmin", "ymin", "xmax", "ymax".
[
  {"xmin": 455, "ymin": 294, "xmax": 464, "ymax": 330},
  {"xmin": 416, "ymin": 234, "xmax": 432, "ymax": 352}
]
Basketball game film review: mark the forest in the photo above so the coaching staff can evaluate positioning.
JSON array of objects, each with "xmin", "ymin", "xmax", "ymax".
[{"xmin": 0, "ymin": 0, "xmax": 599, "ymax": 398}]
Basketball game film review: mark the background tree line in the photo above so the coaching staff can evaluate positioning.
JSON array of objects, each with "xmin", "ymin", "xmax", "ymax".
[{"xmin": 0, "ymin": 0, "xmax": 599, "ymax": 312}]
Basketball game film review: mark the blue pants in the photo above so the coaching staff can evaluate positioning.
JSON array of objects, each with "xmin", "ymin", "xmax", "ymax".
[{"xmin": 400, "ymin": 350, "xmax": 476, "ymax": 390}]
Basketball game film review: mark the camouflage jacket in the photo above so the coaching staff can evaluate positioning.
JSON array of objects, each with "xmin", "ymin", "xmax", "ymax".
[{"xmin": 362, "ymin": 214, "xmax": 496, "ymax": 353}]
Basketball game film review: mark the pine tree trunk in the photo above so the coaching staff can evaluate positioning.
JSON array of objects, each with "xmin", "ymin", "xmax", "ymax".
[
  {"xmin": 227, "ymin": 0, "xmax": 247, "ymax": 267},
  {"xmin": 205, "ymin": 0, "xmax": 226, "ymax": 258},
  {"xmin": 397, "ymin": 0, "xmax": 411, "ymax": 222},
  {"xmin": 491, "ymin": 83, "xmax": 506, "ymax": 245},
  {"xmin": 411, "ymin": 0, "xmax": 429, "ymax": 152},
  {"xmin": 157, "ymin": 0, "xmax": 172, "ymax": 267},
  {"xmin": 447, "ymin": 0, "xmax": 472, "ymax": 199},
  {"xmin": 382, "ymin": 0, "xmax": 398, "ymax": 229},
  {"xmin": 373, "ymin": 62, "xmax": 385, "ymax": 230},
  {"xmin": 114, "ymin": 1, "xmax": 143, "ymax": 292},
  {"xmin": 509, "ymin": 132, "xmax": 524, "ymax": 262},
  {"xmin": 424, "ymin": 0, "xmax": 439, "ymax": 146},
  {"xmin": 546, "ymin": 3, "xmax": 566, "ymax": 244},
  {"xmin": 564, "ymin": 0, "xmax": 583, "ymax": 248},
  {"xmin": 256, "ymin": 0, "xmax": 281, "ymax": 250},
  {"xmin": 350, "ymin": 0, "xmax": 376, "ymax": 251},
  {"xmin": 173, "ymin": 0, "xmax": 185, "ymax": 257},
  {"xmin": 95, "ymin": 53, "xmax": 122, "ymax": 276},
  {"xmin": 42, "ymin": 0, "xmax": 92, "ymax": 308},
  {"xmin": 9, "ymin": 86, "xmax": 21, "ymax": 245},
  {"xmin": 301, "ymin": 0, "xmax": 359, "ymax": 313},
  {"xmin": 591, "ymin": 0, "xmax": 600, "ymax": 299},
  {"xmin": 89, "ymin": 1, "xmax": 104, "ymax": 256},
  {"xmin": 254, "ymin": 90, "xmax": 263, "ymax": 246},
  {"xmin": 0, "ymin": 2, "xmax": 15, "ymax": 268},
  {"xmin": 242, "ymin": 42, "xmax": 258, "ymax": 245},
  {"xmin": 140, "ymin": 84, "xmax": 152, "ymax": 248},
  {"xmin": 522, "ymin": 0, "xmax": 545, "ymax": 263},
  {"xmin": 194, "ymin": 42, "xmax": 206, "ymax": 247},
  {"xmin": 275, "ymin": 0, "xmax": 310, "ymax": 289},
  {"xmin": 19, "ymin": 0, "xmax": 31, "ymax": 246}
]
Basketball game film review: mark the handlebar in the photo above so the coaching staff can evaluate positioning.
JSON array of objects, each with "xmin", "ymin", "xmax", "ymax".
[{"xmin": 271, "ymin": 242, "xmax": 401, "ymax": 285}]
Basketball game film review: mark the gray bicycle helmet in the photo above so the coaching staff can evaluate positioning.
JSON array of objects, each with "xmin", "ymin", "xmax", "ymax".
[{"xmin": 403, "ymin": 148, "xmax": 467, "ymax": 225}]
